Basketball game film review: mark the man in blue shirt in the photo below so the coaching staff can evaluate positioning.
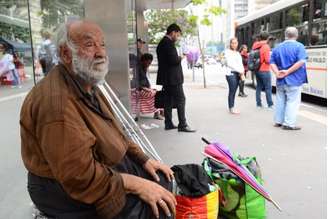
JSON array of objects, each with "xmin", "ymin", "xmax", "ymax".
[{"xmin": 270, "ymin": 27, "xmax": 308, "ymax": 130}]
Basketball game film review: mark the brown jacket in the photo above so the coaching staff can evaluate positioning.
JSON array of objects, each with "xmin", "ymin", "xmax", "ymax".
[{"xmin": 20, "ymin": 64, "xmax": 149, "ymax": 218}]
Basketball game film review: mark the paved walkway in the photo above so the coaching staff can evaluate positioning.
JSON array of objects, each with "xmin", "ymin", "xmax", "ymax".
[
  {"xmin": 139, "ymin": 63, "xmax": 327, "ymax": 219},
  {"xmin": 0, "ymin": 63, "xmax": 326, "ymax": 219}
]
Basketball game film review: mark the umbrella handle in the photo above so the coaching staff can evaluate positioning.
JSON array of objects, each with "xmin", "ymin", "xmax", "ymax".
[
  {"xmin": 270, "ymin": 198, "xmax": 282, "ymax": 211},
  {"xmin": 201, "ymin": 137, "xmax": 211, "ymax": 145}
]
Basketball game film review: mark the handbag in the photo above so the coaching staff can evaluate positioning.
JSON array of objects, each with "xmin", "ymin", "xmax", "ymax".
[
  {"xmin": 154, "ymin": 89, "xmax": 177, "ymax": 109},
  {"xmin": 154, "ymin": 89, "xmax": 165, "ymax": 108}
]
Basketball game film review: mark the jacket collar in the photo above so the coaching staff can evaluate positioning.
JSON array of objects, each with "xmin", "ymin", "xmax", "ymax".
[{"xmin": 58, "ymin": 64, "xmax": 112, "ymax": 121}]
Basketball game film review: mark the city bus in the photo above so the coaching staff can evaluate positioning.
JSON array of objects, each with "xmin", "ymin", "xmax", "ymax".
[{"xmin": 235, "ymin": 0, "xmax": 327, "ymax": 100}]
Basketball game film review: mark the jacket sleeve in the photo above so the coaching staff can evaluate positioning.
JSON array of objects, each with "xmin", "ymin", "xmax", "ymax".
[
  {"xmin": 166, "ymin": 41, "xmax": 182, "ymax": 66},
  {"xmin": 36, "ymin": 101, "xmax": 126, "ymax": 219},
  {"xmin": 126, "ymin": 139, "xmax": 150, "ymax": 164},
  {"xmin": 261, "ymin": 44, "xmax": 271, "ymax": 64}
]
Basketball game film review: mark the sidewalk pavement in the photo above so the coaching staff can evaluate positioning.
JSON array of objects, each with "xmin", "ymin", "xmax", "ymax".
[
  {"xmin": 139, "ymin": 63, "xmax": 326, "ymax": 219},
  {"xmin": 0, "ymin": 63, "xmax": 325, "ymax": 219}
]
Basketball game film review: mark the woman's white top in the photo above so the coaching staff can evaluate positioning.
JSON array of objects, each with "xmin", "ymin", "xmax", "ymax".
[
  {"xmin": 221, "ymin": 49, "xmax": 244, "ymax": 76},
  {"xmin": 0, "ymin": 54, "xmax": 15, "ymax": 76}
]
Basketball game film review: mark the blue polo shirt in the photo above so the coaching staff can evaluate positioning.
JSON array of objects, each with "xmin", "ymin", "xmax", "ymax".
[{"xmin": 270, "ymin": 40, "xmax": 308, "ymax": 86}]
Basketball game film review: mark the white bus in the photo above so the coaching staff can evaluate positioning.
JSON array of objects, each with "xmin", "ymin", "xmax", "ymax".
[{"xmin": 236, "ymin": 0, "xmax": 327, "ymax": 100}]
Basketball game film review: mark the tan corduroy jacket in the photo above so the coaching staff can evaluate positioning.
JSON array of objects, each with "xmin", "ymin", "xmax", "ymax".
[{"xmin": 20, "ymin": 64, "xmax": 149, "ymax": 218}]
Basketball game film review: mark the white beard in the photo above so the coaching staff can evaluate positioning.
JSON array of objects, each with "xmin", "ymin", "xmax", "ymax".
[{"xmin": 72, "ymin": 53, "xmax": 109, "ymax": 85}]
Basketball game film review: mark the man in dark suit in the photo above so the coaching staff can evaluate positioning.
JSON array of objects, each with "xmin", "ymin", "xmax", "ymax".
[{"xmin": 156, "ymin": 24, "xmax": 195, "ymax": 132}]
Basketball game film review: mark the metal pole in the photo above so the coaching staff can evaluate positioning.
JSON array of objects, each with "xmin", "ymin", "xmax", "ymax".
[{"xmin": 26, "ymin": 0, "xmax": 37, "ymax": 85}]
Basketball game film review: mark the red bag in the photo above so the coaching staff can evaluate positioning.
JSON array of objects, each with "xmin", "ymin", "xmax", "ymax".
[{"xmin": 176, "ymin": 189, "xmax": 219, "ymax": 219}]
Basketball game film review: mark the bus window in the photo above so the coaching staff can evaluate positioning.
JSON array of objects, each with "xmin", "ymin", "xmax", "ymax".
[
  {"xmin": 311, "ymin": 0, "xmax": 327, "ymax": 45},
  {"xmin": 286, "ymin": 3, "xmax": 310, "ymax": 46},
  {"xmin": 286, "ymin": 3, "xmax": 309, "ymax": 26},
  {"xmin": 270, "ymin": 12, "xmax": 283, "ymax": 31},
  {"xmin": 313, "ymin": 0, "xmax": 327, "ymax": 20}
]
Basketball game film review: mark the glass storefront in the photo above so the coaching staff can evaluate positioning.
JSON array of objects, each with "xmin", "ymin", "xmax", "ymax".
[
  {"xmin": 0, "ymin": 0, "xmax": 141, "ymax": 114},
  {"xmin": 0, "ymin": 0, "xmax": 84, "ymax": 88}
]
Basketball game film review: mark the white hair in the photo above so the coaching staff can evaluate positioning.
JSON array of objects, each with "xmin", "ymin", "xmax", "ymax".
[
  {"xmin": 53, "ymin": 17, "xmax": 81, "ymax": 61},
  {"xmin": 52, "ymin": 19, "xmax": 109, "ymax": 84},
  {"xmin": 285, "ymin": 27, "xmax": 298, "ymax": 40}
]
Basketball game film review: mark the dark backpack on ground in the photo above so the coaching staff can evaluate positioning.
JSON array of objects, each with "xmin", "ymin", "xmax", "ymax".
[{"xmin": 248, "ymin": 48, "xmax": 261, "ymax": 71}]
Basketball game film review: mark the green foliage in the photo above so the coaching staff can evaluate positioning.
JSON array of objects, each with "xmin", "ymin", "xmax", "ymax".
[
  {"xmin": 0, "ymin": 22, "xmax": 30, "ymax": 43},
  {"xmin": 145, "ymin": 9, "xmax": 197, "ymax": 44},
  {"xmin": 208, "ymin": 6, "xmax": 226, "ymax": 16},
  {"xmin": 191, "ymin": 0, "xmax": 207, "ymax": 5},
  {"xmin": 39, "ymin": 0, "xmax": 84, "ymax": 30},
  {"xmin": 200, "ymin": 15, "xmax": 211, "ymax": 26}
]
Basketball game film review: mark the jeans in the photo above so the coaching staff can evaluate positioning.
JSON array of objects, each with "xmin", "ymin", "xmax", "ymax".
[
  {"xmin": 163, "ymin": 84, "xmax": 187, "ymax": 128},
  {"xmin": 11, "ymin": 69, "xmax": 21, "ymax": 86},
  {"xmin": 226, "ymin": 73, "xmax": 240, "ymax": 109},
  {"xmin": 255, "ymin": 71, "xmax": 273, "ymax": 107},
  {"xmin": 274, "ymin": 84, "xmax": 302, "ymax": 127}
]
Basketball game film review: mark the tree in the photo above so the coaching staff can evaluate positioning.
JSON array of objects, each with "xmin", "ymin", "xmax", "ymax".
[
  {"xmin": 38, "ymin": 0, "xmax": 84, "ymax": 31},
  {"xmin": 145, "ymin": 1, "xmax": 225, "ymax": 88},
  {"xmin": 145, "ymin": 9, "xmax": 197, "ymax": 44},
  {"xmin": 188, "ymin": 0, "xmax": 226, "ymax": 88}
]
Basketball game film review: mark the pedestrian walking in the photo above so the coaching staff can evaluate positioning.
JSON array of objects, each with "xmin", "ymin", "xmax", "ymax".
[
  {"xmin": 222, "ymin": 38, "xmax": 244, "ymax": 114},
  {"xmin": 252, "ymin": 32, "xmax": 274, "ymax": 109},
  {"xmin": 156, "ymin": 23, "xmax": 196, "ymax": 132},
  {"xmin": 270, "ymin": 27, "xmax": 308, "ymax": 130},
  {"xmin": 37, "ymin": 30, "xmax": 57, "ymax": 76},
  {"xmin": 0, "ymin": 42, "xmax": 21, "ymax": 87},
  {"xmin": 238, "ymin": 44, "xmax": 248, "ymax": 97}
]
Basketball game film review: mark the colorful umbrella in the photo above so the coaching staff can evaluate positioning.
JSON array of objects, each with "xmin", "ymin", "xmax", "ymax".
[{"xmin": 201, "ymin": 138, "xmax": 282, "ymax": 211}]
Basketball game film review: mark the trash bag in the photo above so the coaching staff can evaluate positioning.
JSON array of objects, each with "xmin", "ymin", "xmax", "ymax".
[{"xmin": 203, "ymin": 157, "xmax": 266, "ymax": 219}]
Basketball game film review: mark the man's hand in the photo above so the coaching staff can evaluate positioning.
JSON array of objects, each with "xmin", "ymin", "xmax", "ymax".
[
  {"xmin": 277, "ymin": 69, "xmax": 288, "ymax": 78},
  {"xmin": 143, "ymin": 159, "xmax": 174, "ymax": 182},
  {"xmin": 121, "ymin": 174, "xmax": 177, "ymax": 218}
]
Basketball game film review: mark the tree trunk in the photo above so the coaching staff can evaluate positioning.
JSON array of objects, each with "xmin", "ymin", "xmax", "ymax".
[{"xmin": 197, "ymin": 28, "xmax": 206, "ymax": 88}]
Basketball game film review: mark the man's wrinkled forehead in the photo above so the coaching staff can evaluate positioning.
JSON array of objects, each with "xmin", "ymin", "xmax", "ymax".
[{"xmin": 68, "ymin": 21, "xmax": 104, "ymax": 44}]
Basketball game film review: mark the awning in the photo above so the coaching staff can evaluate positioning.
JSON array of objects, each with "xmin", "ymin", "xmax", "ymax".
[{"xmin": 0, "ymin": 37, "xmax": 31, "ymax": 54}]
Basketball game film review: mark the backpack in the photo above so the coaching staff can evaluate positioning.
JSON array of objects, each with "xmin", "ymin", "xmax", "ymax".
[{"xmin": 247, "ymin": 48, "xmax": 261, "ymax": 71}]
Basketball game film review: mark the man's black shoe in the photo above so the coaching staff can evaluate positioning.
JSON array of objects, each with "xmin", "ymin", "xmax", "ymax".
[
  {"xmin": 282, "ymin": 125, "xmax": 301, "ymax": 130},
  {"xmin": 274, "ymin": 123, "xmax": 282, "ymax": 127},
  {"xmin": 165, "ymin": 125, "xmax": 178, "ymax": 130},
  {"xmin": 178, "ymin": 126, "xmax": 196, "ymax": 133}
]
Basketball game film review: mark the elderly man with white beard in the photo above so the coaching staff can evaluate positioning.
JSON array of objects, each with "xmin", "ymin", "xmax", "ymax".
[{"xmin": 20, "ymin": 20, "xmax": 176, "ymax": 219}]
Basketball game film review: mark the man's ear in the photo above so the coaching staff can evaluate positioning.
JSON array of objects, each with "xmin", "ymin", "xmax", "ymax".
[{"xmin": 60, "ymin": 44, "xmax": 72, "ymax": 65}]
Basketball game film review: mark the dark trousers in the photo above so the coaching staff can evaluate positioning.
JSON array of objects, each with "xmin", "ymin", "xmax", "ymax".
[
  {"xmin": 163, "ymin": 84, "xmax": 187, "ymax": 128},
  {"xmin": 255, "ymin": 71, "xmax": 273, "ymax": 107},
  {"xmin": 28, "ymin": 156, "xmax": 172, "ymax": 219},
  {"xmin": 39, "ymin": 58, "xmax": 53, "ymax": 76},
  {"xmin": 226, "ymin": 73, "xmax": 240, "ymax": 109},
  {"xmin": 238, "ymin": 80, "xmax": 245, "ymax": 94}
]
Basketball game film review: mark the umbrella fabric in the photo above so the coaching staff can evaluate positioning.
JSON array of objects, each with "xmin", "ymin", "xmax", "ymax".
[{"xmin": 203, "ymin": 142, "xmax": 281, "ymax": 211}]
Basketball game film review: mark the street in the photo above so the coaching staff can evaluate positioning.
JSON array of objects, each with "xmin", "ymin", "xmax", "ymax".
[{"xmin": 0, "ymin": 63, "xmax": 326, "ymax": 219}]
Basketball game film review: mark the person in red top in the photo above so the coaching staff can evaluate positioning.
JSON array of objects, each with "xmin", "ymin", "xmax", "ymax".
[
  {"xmin": 252, "ymin": 32, "xmax": 273, "ymax": 108},
  {"xmin": 238, "ymin": 45, "xmax": 248, "ymax": 97}
]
